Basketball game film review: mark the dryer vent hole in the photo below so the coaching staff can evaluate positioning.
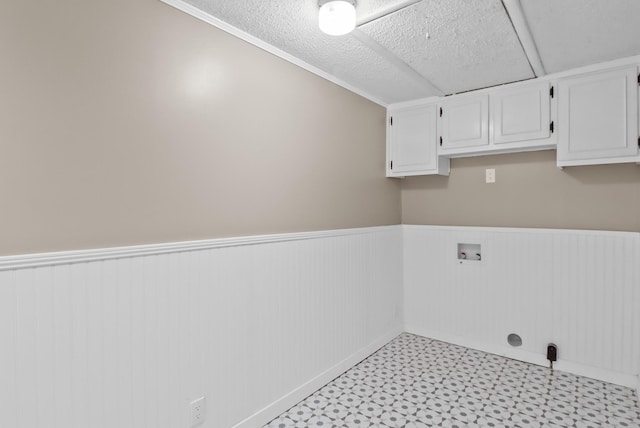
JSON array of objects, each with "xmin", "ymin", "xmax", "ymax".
[{"xmin": 507, "ymin": 333, "xmax": 522, "ymax": 347}]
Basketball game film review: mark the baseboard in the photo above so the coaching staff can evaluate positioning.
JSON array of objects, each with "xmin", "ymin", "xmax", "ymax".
[
  {"xmin": 553, "ymin": 360, "xmax": 638, "ymax": 389},
  {"xmin": 405, "ymin": 325, "xmax": 548, "ymax": 367},
  {"xmin": 405, "ymin": 326, "xmax": 638, "ymax": 389},
  {"xmin": 231, "ymin": 326, "xmax": 403, "ymax": 428}
]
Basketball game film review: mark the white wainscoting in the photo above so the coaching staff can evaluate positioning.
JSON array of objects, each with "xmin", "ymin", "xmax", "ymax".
[
  {"xmin": 3, "ymin": 224, "xmax": 639, "ymax": 428},
  {"xmin": 403, "ymin": 225, "xmax": 640, "ymax": 389},
  {"xmin": 0, "ymin": 226, "xmax": 403, "ymax": 428}
]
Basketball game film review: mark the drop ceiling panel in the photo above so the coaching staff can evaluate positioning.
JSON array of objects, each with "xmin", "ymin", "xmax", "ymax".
[
  {"xmin": 359, "ymin": 0, "xmax": 535, "ymax": 95},
  {"xmin": 520, "ymin": 0, "xmax": 640, "ymax": 73}
]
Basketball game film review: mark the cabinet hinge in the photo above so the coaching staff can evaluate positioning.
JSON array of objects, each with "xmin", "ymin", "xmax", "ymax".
[
  {"xmin": 550, "ymin": 86, "xmax": 554, "ymax": 98},
  {"xmin": 390, "ymin": 160, "xmax": 393, "ymax": 170},
  {"xmin": 550, "ymin": 121, "xmax": 554, "ymax": 133},
  {"xmin": 439, "ymin": 107, "xmax": 443, "ymax": 117},
  {"xmin": 440, "ymin": 136, "xmax": 443, "ymax": 146}
]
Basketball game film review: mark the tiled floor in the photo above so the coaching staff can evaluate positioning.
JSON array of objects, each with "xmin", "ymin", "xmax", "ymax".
[{"xmin": 264, "ymin": 333, "xmax": 640, "ymax": 428}]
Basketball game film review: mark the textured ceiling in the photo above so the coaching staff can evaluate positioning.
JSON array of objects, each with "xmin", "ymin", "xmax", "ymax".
[
  {"xmin": 359, "ymin": 0, "xmax": 533, "ymax": 95},
  {"xmin": 521, "ymin": 0, "xmax": 640, "ymax": 74},
  {"xmin": 176, "ymin": 0, "xmax": 640, "ymax": 105}
]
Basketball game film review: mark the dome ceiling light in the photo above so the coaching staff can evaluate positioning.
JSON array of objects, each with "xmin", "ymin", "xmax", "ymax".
[{"xmin": 318, "ymin": 0, "xmax": 357, "ymax": 36}]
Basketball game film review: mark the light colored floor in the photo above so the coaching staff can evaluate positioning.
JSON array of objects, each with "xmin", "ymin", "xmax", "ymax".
[{"xmin": 264, "ymin": 333, "xmax": 640, "ymax": 428}]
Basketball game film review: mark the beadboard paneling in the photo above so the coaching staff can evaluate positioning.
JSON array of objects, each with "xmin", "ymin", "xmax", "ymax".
[
  {"xmin": 0, "ymin": 227, "xmax": 403, "ymax": 428},
  {"xmin": 404, "ymin": 225, "xmax": 640, "ymax": 387}
]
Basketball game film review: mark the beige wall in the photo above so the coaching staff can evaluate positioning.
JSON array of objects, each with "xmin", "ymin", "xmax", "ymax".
[
  {"xmin": 402, "ymin": 150, "xmax": 640, "ymax": 232},
  {"xmin": 0, "ymin": 0, "xmax": 400, "ymax": 256},
  {"xmin": 2, "ymin": 1, "xmax": 638, "ymax": 257}
]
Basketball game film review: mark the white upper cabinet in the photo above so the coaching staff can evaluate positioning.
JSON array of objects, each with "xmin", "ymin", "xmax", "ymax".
[
  {"xmin": 438, "ymin": 94, "xmax": 489, "ymax": 154},
  {"xmin": 491, "ymin": 82, "xmax": 552, "ymax": 146},
  {"xmin": 437, "ymin": 83, "xmax": 556, "ymax": 158},
  {"xmin": 557, "ymin": 66, "xmax": 640, "ymax": 166},
  {"xmin": 387, "ymin": 103, "xmax": 449, "ymax": 177},
  {"xmin": 386, "ymin": 56, "xmax": 640, "ymax": 178}
]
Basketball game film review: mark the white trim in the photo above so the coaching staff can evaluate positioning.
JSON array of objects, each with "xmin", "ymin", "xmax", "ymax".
[
  {"xmin": 558, "ymin": 156, "xmax": 640, "ymax": 168},
  {"xmin": 0, "ymin": 225, "xmax": 400, "ymax": 271},
  {"xmin": 553, "ymin": 361, "xmax": 639, "ymax": 390},
  {"xmin": 540, "ymin": 54, "xmax": 640, "ymax": 81},
  {"xmin": 502, "ymin": 0, "xmax": 546, "ymax": 77},
  {"xmin": 405, "ymin": 326, "xmax": 639, "ymax": 389},
  {"xmin": 387, "ymin": 95, "xmax": 442, "ymax": 111},
  {"xmin": 158, "ymin": 0, "xmax": 387, "ymax": 107},
  {"xmin": 13, "ymin": 224, "xmax": 635, "ymax": 272},
  {"xmin": 230, "ymin": 327, "xmax": 403, "ymax": 428},
  {"xmin": 406, "ymin": 325, "xmax": 548, "ymax": 367},
  {"xmin": 356, "ymin": 0, "xmax": 422, "ymax": 27},
  {"xmin": 402, "ymin": 224, "xmax": 640, "ymax": 238}
]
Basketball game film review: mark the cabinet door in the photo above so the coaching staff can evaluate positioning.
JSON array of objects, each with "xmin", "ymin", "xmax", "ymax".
[
  {"xmin": 388, "ymin": 104, "xmax": 438, "ymax": 176},
  {"xmin": 439, "ymin": 94, "xmax": 489, "ymax": 151},
  {"xmin": 558, "ymin": 66, "xmax": 639, "ymax": 164},
  {"xmin": 491, "ymin": 82, "xmax": 551, "ymax": 145}
]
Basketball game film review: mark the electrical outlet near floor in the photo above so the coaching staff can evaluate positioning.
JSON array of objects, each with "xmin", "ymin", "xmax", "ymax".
[{"xmin": 190, "ymin": 396, "xmax": 206, "ymax": 427}]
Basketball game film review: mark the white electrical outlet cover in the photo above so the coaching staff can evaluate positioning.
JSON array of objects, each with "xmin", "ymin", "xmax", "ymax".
[
  {"xmin": 485, "ymin": 168, "xmax": 496, "ymax": 183},
  {"xmin": 190, "ymin": 397, "xmax": 206, "ymax": 427}
]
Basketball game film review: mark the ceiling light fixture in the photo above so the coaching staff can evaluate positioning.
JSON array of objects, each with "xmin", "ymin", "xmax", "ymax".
[{"xmin": 318, "ymin": 0, "xmax": 357, "ymax": 36}]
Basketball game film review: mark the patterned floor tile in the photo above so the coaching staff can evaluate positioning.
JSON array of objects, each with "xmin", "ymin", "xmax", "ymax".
[
  {"xmin": 262, "ymin": 333, "xmax": 640, "ymax": 428},
  {"xmin": 546, "ymin": 398, "xmax": 578, "ymax": 416},
  {"xmin": 450, "ymin": 404, "xmax": 480, "ymax": 424},
  {"xmin": 575, "ymin": 405, "xmax": 608, "ymax": 424},
  {"xmin": 574, "ymin": 420, "xmax": 606, "ymax": 428},
  {"xmin": 342, "ymin": 412, "xmax": 371, "ymax": 427},
  {"xmin": 285, "ymin": 404, "xmax": 314, "ymax": 423},
  {"xmin": 543, "ymin": 409, "xmax": 577, "ymax": 426},
  {"xmin": 475, "ymin": 414, "xmax": 507, "ymax": 427},
  {"xmin": 401, "ymin": 388, "xmax": 429, "ymax": 405},
  {"xmin": 606, "ymin": 415, "xmax": 640, "ymax": 428},
  {"xmin": 609, "ymin": 403, "xmax": 640, "ymax": 421},
  {"xmin": 349, "ymin": 382, "xmax": 376, "ymax": 398},
  {"xmin": 510, "ymin": 411, "xmax": 546, "ymax": 427},
  {"xmin": 322, "ymin": 403, "xmax": 350, "ymax": 421}
]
